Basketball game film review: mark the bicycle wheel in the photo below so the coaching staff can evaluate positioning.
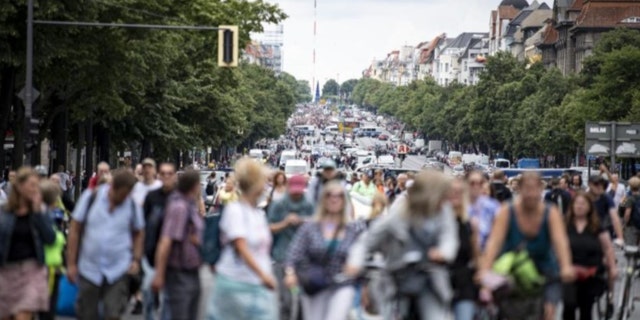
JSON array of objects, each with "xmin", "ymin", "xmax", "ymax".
[{"xmin": 617, "ymin": 271, "xmax": 633, "ymax": 320}]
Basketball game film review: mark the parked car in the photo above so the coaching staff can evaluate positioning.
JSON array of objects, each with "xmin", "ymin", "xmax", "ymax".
[{"xmin": 378, "ymin": 134, "xmax": 389, "ymax": 141}]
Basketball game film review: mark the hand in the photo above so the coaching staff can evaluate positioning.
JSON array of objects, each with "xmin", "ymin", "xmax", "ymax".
[
  {"xmin": 151, "ymin": 274, "xmax": 164, "ymax": 293},
  {"xmin": 30, "ymin": 191, "xmax": 43, "ymax": 213},
  {"xmin": 67, "ymin": 264, "xmax": 79, "ymax": 284},
  {"xmin": 428, "ymin": 248, "xmax": 445, "ymax": 263},
  {"xmin": 614, "ymin": 238, "xmax": 625, "ymax": 248},
  {"xmin": 343, "ymin": 265, "xmax": 361, "ymax": 278},
  {"xmin": 286, "ymin": 214, "xmax": 302, "ymax": 226},
  {"xmin": 284, "ymin": 273, "xmax": 297, "ymax": 289},
  {"xmin": 128, "ymin": 261, "xmax": 140, "ymax": 275},
  {"xmin": 561, "ymin": 266, "xmax": 576, "ymax": 283},
  {"xmin": 261, "ymin": 274, "xmax": 277, "ymax": 291},
  {"xmin": 609, "ymin": 267, "xmax": 618, "ymax": 281}
]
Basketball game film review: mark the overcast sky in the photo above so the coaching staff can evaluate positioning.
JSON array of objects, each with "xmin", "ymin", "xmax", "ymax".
[{"xmin": 259, "ymin": 0, "xmax": 505, "ymax": 87}]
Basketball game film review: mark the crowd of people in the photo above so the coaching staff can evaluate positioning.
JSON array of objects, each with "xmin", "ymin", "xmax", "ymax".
[{"xmin": 1, "ymin": 155, "xmax": 640, "ymax": 320}]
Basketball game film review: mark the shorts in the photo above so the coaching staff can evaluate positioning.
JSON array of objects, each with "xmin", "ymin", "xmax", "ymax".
[
  {"xmin": 76, "ymin": 275, "xmax": 130, "ymax": 319},
  {"xmin": 544, "ymin": 280, "xmax": 562, "ymax": 304}
]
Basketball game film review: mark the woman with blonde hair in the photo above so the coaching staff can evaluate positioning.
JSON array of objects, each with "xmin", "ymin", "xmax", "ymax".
[
  {"xmin": 0, "ymin": 167, "xmax": 56, "ymax": 320},
  {"xmin": 206, "ymin": 158, "xmax": 278, "ymax": 320},
  {"xmin": 347, "ymin": 170, "xmax": 459, "ymax": 319},
  {"xmin": 285, "ymin": 182, "xmax": 364, "ymax": 320},
  {"xmin": 448, "ymin": 178, "xmax": 480, "ymax": 320}
]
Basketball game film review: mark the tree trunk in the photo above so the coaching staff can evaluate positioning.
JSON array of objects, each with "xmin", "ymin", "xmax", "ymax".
[
  {"xmin": 0, "ymin": 66, "xmax": 16, "ymax": 173},
  {"xmin": 140, "ymin": 139, "xmax": 151, "ymax": 160},
  {"xmin": 85, "ymin": 119, "xmax": 93, "ymax": 184},
  {"xmin": 75, "ymin": 122, "xmax": 85, "ymax": 200},
  {"xmin": 95, "ymin": 124, "xmax": 110, "ymax": 164},
  {"xmin": 11, "ymin": 97, "xmax": 25, "ymax": 169}
]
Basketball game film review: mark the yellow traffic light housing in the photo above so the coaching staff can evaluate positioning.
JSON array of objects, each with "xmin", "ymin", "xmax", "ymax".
[{"xmin": 218, "ymin": 25, "xmax": 239, "ymax": 67}]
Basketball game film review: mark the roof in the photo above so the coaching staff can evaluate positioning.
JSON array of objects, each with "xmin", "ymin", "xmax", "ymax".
[
  {"xmin": 506, "ymin": 9, "xmax": 535, "ymax": 37},
  {"xmin": 539, "ymin": 21, "xmax": 559, "ymax": 46},
  {"xmin": 569, "ymin": 0, "xmax": 584, "ymax": 11},
  {"xmin": 499, "ymin": 5, "xmax": 522, "ymax": 19},
  {"xmin": 500, "ymin": 0, "xmax": 530, "ymax": 10},
  {"xmin": 418, "ymin": 33, "xmax": 446, "ymax": 64},
  {"xmin": 446, "ymin": 32, "xmax": 489, "ymax": 50},
  {"xmin": 574, "ymin": 0, "xmax": 640, "ymax": 29},
  {"xmin": 539, "ymin": 2, "xmax": 551, "ymax": 9},
  {"xmin": 521, "ymin": 8, "xmax": 553, "ymax": 29}
]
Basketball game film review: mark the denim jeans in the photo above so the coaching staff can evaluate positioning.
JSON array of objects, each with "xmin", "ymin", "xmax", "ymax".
[
  {"xmin": 142, "ymin": 258, "xmax": 170, "ymax": 320},
  {"xmin": 453, "ymin": 300, "xmax": 476, "ymax": 320}
]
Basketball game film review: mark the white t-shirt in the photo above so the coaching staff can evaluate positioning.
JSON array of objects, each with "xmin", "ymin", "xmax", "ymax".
[
  {"xmin": 216, "ymin": 201, "xmax": 273, "ymax": 285},
  {"xmin": 131, "ymin": 180, "xmax": 162, "ymax": 206}
]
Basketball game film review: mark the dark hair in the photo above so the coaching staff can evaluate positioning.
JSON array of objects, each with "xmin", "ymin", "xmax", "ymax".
[
  {"xmin": 273, "ymin": 171, "xmax": 287, "ymax": 187},
  {"xmin": 6, "ymin": 167, "xmax": 39, "ymax": 212},
  {"xmin": 111, "ymin": 169, "xmax": 138, "ymax": 191},
  {"xmin": 177, "ymin": 170, "xmax": 201, "ymax": 193},
  {"xmin": 566, "ymin": 192, "xmax": 601, "ymax": 234}
]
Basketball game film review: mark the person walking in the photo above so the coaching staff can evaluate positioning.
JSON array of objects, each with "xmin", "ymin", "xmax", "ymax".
[
  {"xmin": 66, "ymin": 169, "xmax": 145, "ymax": 320},
  {"xmin": 268, "ymin": 175, "xmax": 314, "ymax": 320},
  {"xmin": 0, "ymin": 167, "xmax": 56, "ymax": 320},
  {"xmin": 562, "ymin": 192, "xmax": 616, "ymax": 320},
  {"xmin": 285, "ymin": 182, "xmax": 364, "ymax": 320},
  {"xmin": 206, "ymin": 158, "xmax": 278, "ymax": 320},
  {"xmin": 152, "ymin": 170, "xmax": 204, "ymax": 320}
]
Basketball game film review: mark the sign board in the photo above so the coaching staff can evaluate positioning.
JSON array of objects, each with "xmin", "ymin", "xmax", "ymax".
[{"xmin": 585, "ymin": 122, "xmax": 640, "ymax": 158}]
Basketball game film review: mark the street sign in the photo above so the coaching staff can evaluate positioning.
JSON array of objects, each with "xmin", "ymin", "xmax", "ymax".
[
  {"xmin": 585, "ymin": 122, "xmax": 640, "ymax": 160},
  {"xmin": 17, "ymin": 86, "xmax": 40, "ymax": 104}
]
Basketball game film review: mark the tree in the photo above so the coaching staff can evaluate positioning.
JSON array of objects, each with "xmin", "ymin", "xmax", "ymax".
[
  {"xmin": 322, "ymin": 79, "xmax": 339, "ymax": 97},
  {"xmin": 340, "ymin": 79, "xmax": 359, "ymax": 102},
  {"xmin": 296, "ymin": 80, "xmax": 312, "ymax": 103}
]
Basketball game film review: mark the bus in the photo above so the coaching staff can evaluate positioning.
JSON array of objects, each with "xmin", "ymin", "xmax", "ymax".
[
  {"xmin": 279, "ymin": 150, "xmax": 297, "ymax": 167},
  {"xmin": 357, "ymin": 126, "xmax": 382, "ymax": 137}
]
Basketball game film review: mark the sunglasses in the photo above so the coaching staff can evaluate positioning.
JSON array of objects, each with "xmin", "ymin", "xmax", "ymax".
[{"xmin": 325, "ymin": 192, "xmax": 345, "ymax": 199}]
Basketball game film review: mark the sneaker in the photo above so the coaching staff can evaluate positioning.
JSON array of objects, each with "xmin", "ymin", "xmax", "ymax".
[{"xmin": 131, "ymin": 300, "xmax": 143, "ymax": 315}]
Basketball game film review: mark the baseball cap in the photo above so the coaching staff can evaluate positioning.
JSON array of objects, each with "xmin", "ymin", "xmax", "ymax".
[
  {"xmin": 588, "ymin": 175, "xmax": 606, "ymax": 186},
  {"xmin": 321, "ymin": 159, "xmax": 337, "ymax": 169},
  {"xmin": 141, "ymin": 158, "xmax": 156, "ymax": 168},
  {"xmin": 289, "ymin": 175, "xmax": 307, "ymax": 194}
]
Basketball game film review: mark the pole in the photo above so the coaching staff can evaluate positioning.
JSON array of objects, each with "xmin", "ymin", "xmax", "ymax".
[
  {"xmin": 611, "ymin": 122, "xmax": 616, "ymax": 173},
  {"xmin": 25, "ymin": 0, "xmax": 34, "ymax": 119}
]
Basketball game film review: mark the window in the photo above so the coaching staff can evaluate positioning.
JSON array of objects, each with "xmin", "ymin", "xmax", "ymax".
[
  {"xmin": 445, "ymin": 63, "xmax": 449, "ymax": 73},
  {"xmin": 622, "ymin": 17, "xmax": 640, "ymax": 23}
]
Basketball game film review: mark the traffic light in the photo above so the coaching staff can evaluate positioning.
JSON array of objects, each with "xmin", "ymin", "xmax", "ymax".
[{"xmin": 218, "ymin": 25, "xmax": 238, "ymax": 67}]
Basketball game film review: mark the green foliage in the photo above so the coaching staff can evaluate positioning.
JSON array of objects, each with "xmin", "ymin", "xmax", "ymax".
[
  {"xmin": 322, "ymin": 79, "xmax": 339, "ymax": 97},
  {"xmin": 1, "ymin": 0, "xmax": 301, "ymax": 162}
]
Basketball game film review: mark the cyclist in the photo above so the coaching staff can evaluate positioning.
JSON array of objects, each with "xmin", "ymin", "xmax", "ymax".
[{"xmin": 478, "ymin": 172, "xmax": 574, "ymax": 320}]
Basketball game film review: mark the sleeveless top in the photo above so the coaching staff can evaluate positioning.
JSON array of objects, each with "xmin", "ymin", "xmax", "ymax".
[{"xmin": 502, "ymin": 204, "xmax": 557, "ymax": 274}]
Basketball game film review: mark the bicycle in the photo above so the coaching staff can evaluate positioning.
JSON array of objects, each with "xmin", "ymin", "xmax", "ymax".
[{"xmin": 617, "ymin": 245, "xmax": 640, "ymax": 320}]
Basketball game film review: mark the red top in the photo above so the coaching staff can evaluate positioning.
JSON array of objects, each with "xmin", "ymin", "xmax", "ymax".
[{"xmin": 88, "ymin": 175, "xmax": 98, "ymax": 190}]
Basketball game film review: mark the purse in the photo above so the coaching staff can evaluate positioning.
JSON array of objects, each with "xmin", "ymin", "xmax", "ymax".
[{"xmin": 297, "ymin": 223, "xmax": 343, "ymax": 296}]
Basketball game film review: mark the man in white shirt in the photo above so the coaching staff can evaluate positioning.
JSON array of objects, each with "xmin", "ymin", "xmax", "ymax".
[{"xmin": 131, "ymin": 158, "xmax": 162, "ymax": 206}]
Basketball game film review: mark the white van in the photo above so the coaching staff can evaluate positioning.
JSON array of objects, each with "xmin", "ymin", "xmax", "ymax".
[
  {"xmin": 249, "ymin": 149, "xmax": 263, "ymax": 159},
  {"xmin": 284, "ymin": 160, "xmax": 309, "ymax": 178},
  {"xmin": 279, "ymin": 150, "xmax": 297, "ymax": 167},
  {"xmin": 324, "ymin": 125, "xmax": 339, "ymax": 135}
]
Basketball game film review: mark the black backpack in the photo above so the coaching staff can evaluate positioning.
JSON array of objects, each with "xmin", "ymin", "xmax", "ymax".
[
  {"xmin": 630, "ymin": 195, "xmax": 640, "ymax": 229},
  {"xmin": 205, "ymin": 181, "xmax": 217, "ymax": 196},
  {"xmin": 144, "ymin": 195, "xmax": 170, "ymax": 267}
]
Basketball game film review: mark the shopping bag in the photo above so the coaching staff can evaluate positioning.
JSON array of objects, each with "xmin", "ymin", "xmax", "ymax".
[{"xmin": 56, "ymin": 275, "xmax": 78, "ymax": 317}]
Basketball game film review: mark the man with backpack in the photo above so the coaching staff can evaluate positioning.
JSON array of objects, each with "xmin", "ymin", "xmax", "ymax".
[
  {"xmin": 544, "ymin": 178, "xmax": 571, "ymax": 216},
  {"xmin": 66, "ymin": 169, "xmax": 144, "ymax": 320},
  {"xmin": 151, "ymin": 170, "xmax": 204, "ymax": 320},
  {"xmin": 142, "ymin": 163, "xmax": 177, "ymax": 320},
  {"xmin": 622, "ymin": 177, "xmax": 640, "ymax": 246}
]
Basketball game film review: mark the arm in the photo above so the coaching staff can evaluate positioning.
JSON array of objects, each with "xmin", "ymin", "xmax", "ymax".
[
  {"xmin": 152, "ymin": 236, "xmax": 172, "ymax": 291},
  {"xmin": 548, "ymin": 206, "xmax": 573, "ymax": 279},
  {"xmin": 470, "ymin": 219, "xmax": 481, "ymax": 267},
  {"xmin": 609, "ymin": 206, "xmax": 624, "ymax": 241},
  {"xmin": 285, "ymin": 223, "xmax": 311, "ymax": 269},
  {"xmin": 477, "ymin": 205, "xmax": 510, "ymax": 273},
  {"xmin": 599, "ymin": 231, "xmax": 616, "ymax": 276},
  {"xmin": 432, "ymin": 205, "xmax": 459, "ymax": 263},
  {"xmin": 624, "ymin": 207, "xmax": 632, "ymax": 226},
  {"xmin": 34, "ymin": 212, "xmax": 56, "ymax": 244},
  {"xmin": 268, "ymin": 202, "xmax": 291, "ymax": 234},
  {"xmin": 233, "ymin": 238, "xmax": 273, "ymax": 285}
]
